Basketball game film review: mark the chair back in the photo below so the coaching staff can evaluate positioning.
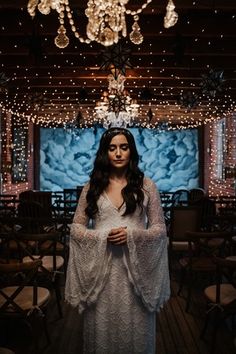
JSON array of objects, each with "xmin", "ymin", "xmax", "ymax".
[
  {"xmin": 18, "ymin": 200, "xmax": 46, "ymax": 218},
  {"xmin": 189, "ymin": 188, "xmax": 206, "ymax": 204},
  {"xmin": 200, "ymin": 197, "xmax": 217, "ymax": 230},
  {"xmin": 169, "ymin": 206, "xmax": 201, "ymax": 242},
  {"xmin": 19, "ymin": 191, "xmax": 52, "ymax": 218},
  {"xmin": 63, "ymin": 189, "xmax": 78, "ymax": 202},
  {"xmin": 0, "ymin": 260, "xmax": 42, "ymax": 314},
  {"xmin": 12, "ymin": 228, "xmax": 64, "ymax": 319},
  {"xmin": 17, "ymin": 201, "xmax": 53, "ymax": 233},
  {"xmin": 186, "ymin": 230, "xmax": 231, "ymax": 258},
  {"xmin": 171, "ymin": 189, "xmax": 189, "ymax": 207},
  {"xmin": 14, "ymin": 230, "xmax": 61, "ymax": 273}
]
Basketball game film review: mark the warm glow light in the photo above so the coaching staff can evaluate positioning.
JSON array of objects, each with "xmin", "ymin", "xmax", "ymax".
[
  {"xmin": 27, "ymin": 0, "xmax": 178, "ymax": 48},
  {"xmin": 94, "ymin": 73, "xmax": 140, "ymax": 128},
  {"xmin": 27, "ymin": 0, "xmax": 177, "ymax": 48},
  {"xmin": 208, "ymin": 114, "xmax": 236, "ymax": 197},
  {"xmin": 2, "ymin": 99, "xmax": 235, "ymax": 131}
]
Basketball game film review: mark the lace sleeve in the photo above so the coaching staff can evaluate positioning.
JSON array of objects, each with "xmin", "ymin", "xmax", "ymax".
[
  {"xmin": 64, "ymin": 184, "xmax": 112, "ymax": 313},
  {"xmin": 126, "ymin": 178, "xmax": 170, "ymax": 312}
]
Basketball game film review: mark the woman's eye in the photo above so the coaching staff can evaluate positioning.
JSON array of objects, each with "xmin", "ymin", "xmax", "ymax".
[{"xmin": 109, "ymin": 145, "xmax": 129, "ymax": 151}]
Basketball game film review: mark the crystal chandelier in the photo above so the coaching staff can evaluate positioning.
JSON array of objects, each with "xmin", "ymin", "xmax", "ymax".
[
  {"xmin": 27, "ymin": 0, "xmax": 178, "ymax": 48},
  {"xmin": 94, "ymin": 73, "xmax": 139, "ymax": 128}
]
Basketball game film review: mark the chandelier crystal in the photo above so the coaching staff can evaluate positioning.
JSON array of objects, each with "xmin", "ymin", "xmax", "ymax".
[
  {"xmin": 164, "ymin": 0, "xmax": 178, "ymax": 29},
  {"xmin": 94, "ymin": 73, "xmax": 139, "ymax": 128},
  {"xmin": 27, "ymin": 0, "xmax": 178, "ymax": 48}
]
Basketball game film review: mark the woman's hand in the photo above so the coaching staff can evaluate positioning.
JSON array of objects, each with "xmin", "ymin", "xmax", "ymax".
[{"xmin": 107, "ymin": 226, "xmax": 127, "ymax": 245}]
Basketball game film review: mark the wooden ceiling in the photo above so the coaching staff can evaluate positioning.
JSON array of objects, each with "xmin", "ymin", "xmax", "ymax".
[{"xmin": 0, "ymin": 0, "xmax": 236, "ymax": 128}]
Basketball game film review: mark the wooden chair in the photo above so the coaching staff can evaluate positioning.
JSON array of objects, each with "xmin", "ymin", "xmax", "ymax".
[
  {"xmin": 178, "ymin": 230, "xmax": 232, "ymax": 312},
  {"xmin": 14, "ymin": 230, "xmax": 64, "ymax": 318},
  {"xmin": 0, "ymin": 224, "xmax": 64, "ymax": 319},
  {"xmin": 168, "ymin": 206, "xmax": 201, "ymax": 275},
  {"xmin": 0, "ymin": 260, "xmax": 51, "ymax": 353},
  {"xmin": 17, "ymin": 201, "xmax": 68, "ymax": 269},
  {"xmin": 201, "ymin": 256, "xmax": 236, "ymax": 353},
  {"xmin": 0, "ymin": 213, "xmax": 66, "ymax": 270}
]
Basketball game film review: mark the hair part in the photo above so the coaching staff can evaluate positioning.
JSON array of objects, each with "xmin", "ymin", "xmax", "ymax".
[{"xmin": 85, "ymin": 128, "xmax": 144, "ymax": 218}]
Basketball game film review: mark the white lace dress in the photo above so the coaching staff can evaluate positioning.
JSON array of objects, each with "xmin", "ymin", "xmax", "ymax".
[{"xmin": 65, "ymin": 177, "xmax": 170, "ymax": 354}]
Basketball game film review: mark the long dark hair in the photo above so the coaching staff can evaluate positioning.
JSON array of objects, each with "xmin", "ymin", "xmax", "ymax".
[{"xmin": 85, "ymin": 127, "xmax": 144, "ymax": 218}]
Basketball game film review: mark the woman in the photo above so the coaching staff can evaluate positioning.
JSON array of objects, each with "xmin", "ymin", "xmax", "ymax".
[{"xmin": 65, "ymin": 127, "xmax": 170, "ymax": 354}]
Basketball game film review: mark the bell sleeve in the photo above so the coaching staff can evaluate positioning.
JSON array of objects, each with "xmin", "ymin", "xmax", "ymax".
[
  {"xmin": 125, "ymin": 178, "xmax": 170, "ymax": 312},
  {"xmin": 64, "ymin": 184, "xmax": 111, "ymax": 313}
]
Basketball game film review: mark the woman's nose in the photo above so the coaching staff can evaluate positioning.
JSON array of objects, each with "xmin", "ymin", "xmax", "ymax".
[{"xmin": 116, "ymin": 148, "xmax": 121, "ymax": 157}]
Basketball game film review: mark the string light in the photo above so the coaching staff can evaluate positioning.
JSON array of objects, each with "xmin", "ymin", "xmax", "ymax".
[
  {"xmin": 0, "ymin": 112, "xmax": 30, "ymax": 195},
  {"xmin": 1, "ymin": 99, "xmax": 235, "ymax": 131},
  {"xmin": 1, "ymin": 2, "xmax": 235, "ymax": 131},
  {"xmin": 208, "ymin": 114, "xmax": 236, "ymax": 197}
]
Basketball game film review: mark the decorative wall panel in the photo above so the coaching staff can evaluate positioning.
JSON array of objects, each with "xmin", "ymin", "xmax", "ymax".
[{"xmin": 40, "ymin": 127, "xmax": 199, "ymax": 192}]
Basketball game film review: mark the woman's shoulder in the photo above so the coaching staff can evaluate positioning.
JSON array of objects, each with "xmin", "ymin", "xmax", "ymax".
[
  {"xmin": 143, "ymin": 176, "xmax": 157, "ymax": 191},
  {"xmin": 81, "ymin": 181, "xmax": 90, "ymax": 195}
]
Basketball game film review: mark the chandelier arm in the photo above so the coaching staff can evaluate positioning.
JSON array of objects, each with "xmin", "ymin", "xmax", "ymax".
[
  {"xmin": 27, "ymin": 0, "xmax": 161, "ymax": 47},
  {"xmin": 125, "ymin": 0, "xmax": 152, "ymax": 16},
  {"xmin": 64, "ymin": 3, "xmax": 91, "ymax": 44}
]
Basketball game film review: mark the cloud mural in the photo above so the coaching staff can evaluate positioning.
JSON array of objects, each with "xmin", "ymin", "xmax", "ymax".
[{"xmin": 40, "ymin": 127, "xmax": 199, "ymax": 192}]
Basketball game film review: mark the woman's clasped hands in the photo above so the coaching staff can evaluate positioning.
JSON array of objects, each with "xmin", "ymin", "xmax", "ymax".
[{"xmin": 107, "ymin": 226, "xmax": 127, "ymax": 245}]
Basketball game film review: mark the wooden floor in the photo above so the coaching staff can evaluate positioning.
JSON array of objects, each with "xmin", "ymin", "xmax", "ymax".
[{"xmin": 1, "ymin": 269, "xmax": 236, "ymax": 354}]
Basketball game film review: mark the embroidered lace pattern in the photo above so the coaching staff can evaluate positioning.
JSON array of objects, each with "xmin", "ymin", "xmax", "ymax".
[{"xmin": 65, "ymin": 177, "xmax": 170, "ymax": 354}]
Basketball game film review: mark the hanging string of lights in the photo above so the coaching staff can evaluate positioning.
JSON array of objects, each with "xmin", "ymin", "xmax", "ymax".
[
  {"xmin": 1, "ymin": 1, "xmax": 235, "ymax": 130},
  {"xmin": 208, "ymin": 115, "xmax": 236, "ymax": 197},
  {"xmin": 1, "ymin": 95, "xmax": 235, "ymax": 131}
]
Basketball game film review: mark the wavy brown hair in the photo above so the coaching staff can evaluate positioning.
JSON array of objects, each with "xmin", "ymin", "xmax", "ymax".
[{"xmin": 85, "ymin": 128, "xmax": 144, "ymax": 218}]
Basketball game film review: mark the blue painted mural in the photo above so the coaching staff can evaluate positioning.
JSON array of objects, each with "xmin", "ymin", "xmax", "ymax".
[{"xmin": 40, "ymin": 127, "xmax": 199, "ymax": 192}]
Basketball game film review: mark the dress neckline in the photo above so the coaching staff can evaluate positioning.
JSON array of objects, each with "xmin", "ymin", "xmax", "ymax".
[{"xmin": 103, "ymin": 191, "xmax": 124, "ymax": 211}]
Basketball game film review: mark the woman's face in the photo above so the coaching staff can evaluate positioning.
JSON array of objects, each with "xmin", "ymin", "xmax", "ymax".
[{"xmin": 108, "ymin": 134, "xmax": 130, "ymax": 170}]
